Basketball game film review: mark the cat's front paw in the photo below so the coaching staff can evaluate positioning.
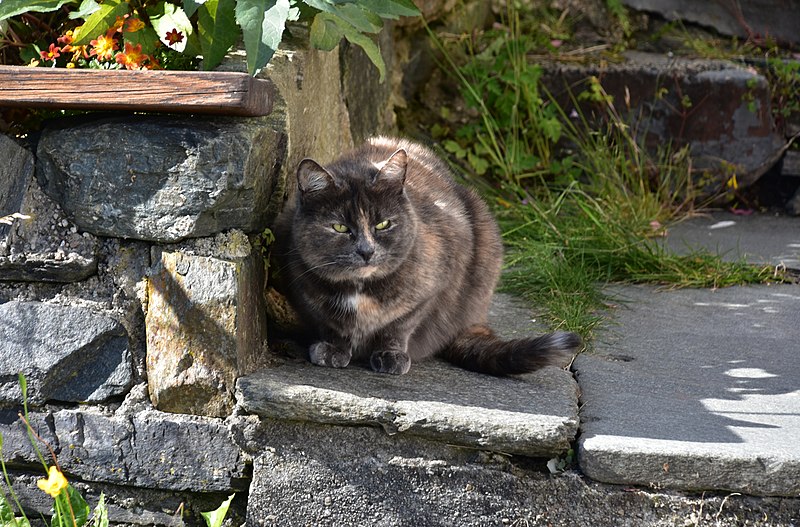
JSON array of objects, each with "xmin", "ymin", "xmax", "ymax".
[
  {"xmin": 309, "ymin": 341, "xmax": 351, "ymax": 369},
  {"xmin": 370, "ymin": 350, "xmax": 411, "ymax": 375}
]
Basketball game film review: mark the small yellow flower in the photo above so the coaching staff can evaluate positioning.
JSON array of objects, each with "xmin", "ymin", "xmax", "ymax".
[{"xmin": 37, "ymin": 466, "xmax": 68, "ymax": 498}]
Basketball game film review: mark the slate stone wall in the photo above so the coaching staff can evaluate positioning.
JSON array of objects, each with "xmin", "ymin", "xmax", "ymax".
[{"xmin": 0, "ymin": 34, "xmax": 393, "ymax": 524}]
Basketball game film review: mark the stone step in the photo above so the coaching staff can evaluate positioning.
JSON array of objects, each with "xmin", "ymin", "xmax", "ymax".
[{"xmin": 236, "ymin": 294, "xmax": 580, "ymax": 458}]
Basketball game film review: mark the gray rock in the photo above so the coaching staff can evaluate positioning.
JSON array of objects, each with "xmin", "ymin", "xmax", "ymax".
[
  {"xmin": 622, "ymin": 0, "xmax": 800, "ymax": 47},
  {"xmin": 0, "ymin": 408, "xmax": 249, "ymax": 493},
  {"xmin": 146, "ymin": 230, "xmax": 270, "ymax": 418},
  {"xmin": 544, "ymin": 51, "xmax": 785, "ymax": 189},
  {"xmin": 0, "ymin": 135, "xmax": 33, "ymax": 233},
  {"xmin": 245, "ymin": 419, "xmax": 800, "ymax": 527},
  {"xmin": 36, "ymin": 114, "xmax": 287, "ymax": 242},
  {"xmin": 1, "ymin": 155, "xmax": 98, "ymax": 283},
  {"xmin": 663, "ymin": 211, "xmax": 800, "ymax": 269},
  {"xmin": 575, "ymin": 284, "xmax": 800, "ymax": 497},
  {"xmin": 237, "ymin": 358, "xmax": 578, "ymax": 458},
  {"xmin": 0, "ymin": 301, "xmax": 132, "ymax": 404}
]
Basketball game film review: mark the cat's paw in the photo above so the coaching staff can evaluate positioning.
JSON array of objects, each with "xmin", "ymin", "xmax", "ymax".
[
  {"xmin": 370, "ymin": 350, "xmax": 411, "ymax": 375},
  {"xmin": 309, "ymin": 341, "xmax": 351, "ymax": 369}
]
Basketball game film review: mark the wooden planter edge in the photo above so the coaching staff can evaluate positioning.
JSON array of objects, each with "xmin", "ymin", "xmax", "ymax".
[{"xmin": 0, "ymin": 65, "xmax": 274, "ymax": 117}]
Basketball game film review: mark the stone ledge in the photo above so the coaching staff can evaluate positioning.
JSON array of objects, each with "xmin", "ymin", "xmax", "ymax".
[{"xmin": 237, "ymin": 358, "xmax": 578, "ymax": 458}]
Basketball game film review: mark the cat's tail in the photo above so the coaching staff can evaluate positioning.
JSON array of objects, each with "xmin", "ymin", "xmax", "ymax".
[{"xmin": 440, "ymin": 325, "xmax": 582, "ymax": 376}]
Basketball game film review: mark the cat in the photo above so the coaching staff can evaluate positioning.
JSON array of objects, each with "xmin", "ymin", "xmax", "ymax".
[{"xmin": 272, "ymin": 136, "xmax": 581, "ymax": 375}]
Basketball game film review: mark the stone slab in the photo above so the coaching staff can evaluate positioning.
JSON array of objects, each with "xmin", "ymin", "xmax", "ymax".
[
  {"xmin": 0, "ymin": 408, "xmax": 249, "ymax": 493},
  {"xmin": 0, "ymin": 301, "xmax": 132, "ymax": 404},
  {"xmin": 575, "ymin": 283, "xmax": 800, "ymax": 496},
  {"xmin": 664, "ymin": 212, "xmax": 800, "ymax": 269},
  {"xmin": 238, "ymin": 294, "xmax": 579, "ymax": 457},
  {"xmin": 244, "ymin": 419, "xmax": 800, "ymax": 527}
]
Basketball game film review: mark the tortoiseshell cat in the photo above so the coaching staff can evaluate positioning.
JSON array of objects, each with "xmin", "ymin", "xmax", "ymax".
[{"xmin": 272, "ymin": 137, "xmax": 581, "ymax": 375}]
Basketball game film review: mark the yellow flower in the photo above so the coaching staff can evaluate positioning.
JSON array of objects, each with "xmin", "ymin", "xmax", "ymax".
[
  {"xmin": 89, "ymin": 33, "xmax": 119, "ymax": 61},
  {"xmin": 37, "ymin": 466, "xmax": 68, "ymax": 498}
]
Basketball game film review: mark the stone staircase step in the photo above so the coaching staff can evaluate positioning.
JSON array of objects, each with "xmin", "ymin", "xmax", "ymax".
[
  {"xmin": 237, "ymin": 294, "xmax": 580, "ymax": 458},
  {"xmin": 576, "ymin": 283, "xmax": 800, "ymax": 497}
]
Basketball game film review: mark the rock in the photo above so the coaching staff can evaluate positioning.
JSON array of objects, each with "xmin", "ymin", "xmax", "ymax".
[
  {"xmin": 0, "ymin": 408, "xmax": 249, "ymax": 493},
  {"xmin": 0, "ymin": 134, "xmax": 32, "ymax": 232},
  {"xmin": 0, "ymin": 176, "xmax": 98, "ymax": 283},
  {"xmin": 146, "ymin": 230, "xmax": 269, "ymax": 418},
  {"xmin": 545, "ymin": 51, "xmax": 786, "ymax": 189},
  {"xmin": 244, "ymin": 419, "xmax": 800, "ymax": 527},
  {"xmin": 0, "ymin": 301, "xmax": 132, "ymax": 405},
  {"xmin": 36, "ymin": 114, "xmax": 287, "ymax": 242},
  {"xmin": 237, "ymin": 358, "xmax": 579, "ymax": 458},
  {"xmin": 622, "ymin": 0, "xmax": 800, "ymax": 47}
]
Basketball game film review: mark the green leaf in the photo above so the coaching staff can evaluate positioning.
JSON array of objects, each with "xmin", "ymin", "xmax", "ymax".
[
  {"xmin": 356, "ymin": 0, "xmax": 420, "ymax": 18},
  {"xmin": 329, "ymin": 3, "xmax": 382, "ymax": 34},
  {"xmin": 182, "ymin": 0, "xmax": 206, "ymax": 17},
  {"xmin": 72, "ymin": 0, "xmax": 129, "ymax": 45},
  {"xmin": 0, "ymin": 494, "xmax": 15, "ymax": 524},
  {"xmin": 68, "ymin": 0, "xmax": 100, "ymax": 20},
  {"xmin": 91, "ymin": 493, "xmax": 109, "ymax": 527},
  {"xmin": 201, "ymin": 494, "xmax": 235, "ymax": 527},
  {"xmin": 235, "ymin": 0, "xmax": 290, "ymax": 76},
  {"xmin": 122, "ymin": 26, "xmax": 160, "ymax": 56},
  {"xmin": 52, "ymin": 486, "xmax": 89, "ymax": 527},
  {"xmin": 339, "ymin": 25, "xmax": 384, "ymax": 81},
  {"xmin": 147, "ymin": 1, "xmax": 193, "ymax": 53},
  {"xmin": 309, "ymin": 12, "xmax": 342, "ymax": 51},
  {"xmin": 197, "ymin": 0, "xmax": 238, "ymax": 70},
  {"xmin": 0, "ymin": 0, "xmax": 74, "ymax": 22}
]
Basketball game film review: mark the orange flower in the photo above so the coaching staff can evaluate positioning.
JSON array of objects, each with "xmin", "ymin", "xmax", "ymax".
[
  {"xmin": 58, "ymin": 30, "xmax": 89, "ymax": 60},
  {"xmin": 89, "ymin": 34, "xmax": 119, "ymax": 61},
  {"xmin": 124, "ymin": 17, "xmax": 145, "ymax": 33},
  {"xmin": 39, "ymin": 43, "xmax": 61, "ymax": 62},
  {"xmin": 115, "ymin": 42, "xmax": 147, "ymax": 70},
  {"xmin": 164, "ymin": 28, "xmax": 183, "ymax": 47}
]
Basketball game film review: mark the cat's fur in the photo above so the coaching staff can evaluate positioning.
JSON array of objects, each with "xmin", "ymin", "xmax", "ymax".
[{"xmin": 272, "ymin": 136, "xmax": 581, "ymax": 375}]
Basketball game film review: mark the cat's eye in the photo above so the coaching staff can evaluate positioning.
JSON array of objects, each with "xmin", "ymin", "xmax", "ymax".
[
  {"xmin": 375, "ymin": 220, "xmax": 391, "ymax": 231},
  {"xmin": 332, "ymin": 223, "xmax": 349, "ymax": 233}
]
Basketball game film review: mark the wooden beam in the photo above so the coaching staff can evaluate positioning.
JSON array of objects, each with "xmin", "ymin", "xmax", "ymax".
[{"xmin": 0, "ymin": 66, "xmax": 274, "ymax": 117}]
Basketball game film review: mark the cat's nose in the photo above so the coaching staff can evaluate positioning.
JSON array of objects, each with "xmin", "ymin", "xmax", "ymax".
[{"xmin": 356, "ymin": 240, "xmax": 375, "ymax": 262}]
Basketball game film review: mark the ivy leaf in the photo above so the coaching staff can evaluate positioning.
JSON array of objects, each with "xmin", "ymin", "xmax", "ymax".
[
  {"xmin": 235, "ymin": 0, "xmax": 290, "ymax": 76},
  {"xmin": 309, "ymin": 12, "xmax": 342, "ymax": 51},
  {"xmin": 0, "ymin": 0, "xmax": 74, "ymax": 22},
  {"xmin": 71, "ymin": 0, "xmax": 129, "ymax": 45},
  {"xmin": 197, "ymin": 0, "xmax": 238, "ymax": 70}
]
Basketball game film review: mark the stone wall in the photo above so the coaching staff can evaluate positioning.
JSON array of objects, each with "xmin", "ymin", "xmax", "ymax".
[{"xmin": 0, "ymin": 32, "xmax": 392, "ymax": 524}]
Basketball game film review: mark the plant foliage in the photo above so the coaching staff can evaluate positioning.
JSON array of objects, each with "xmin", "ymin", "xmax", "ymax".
[{"xmin": 0, "ymin": 0, "xmax": 419, "ymax": 76}]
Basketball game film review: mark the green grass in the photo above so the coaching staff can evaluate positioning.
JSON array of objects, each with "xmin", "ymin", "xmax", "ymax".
[{"xmin": 425, "ymin": 10, "xmax": 783, "ymax": 341}]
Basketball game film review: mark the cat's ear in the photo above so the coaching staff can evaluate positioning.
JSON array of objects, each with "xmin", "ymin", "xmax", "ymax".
[
  {"xmin": 373, "ymin": 149, "xmax": 407, "ymax": 190},
  {"xmin": 297, "ymin": 159, "xmax": 335, "ymax": 195}
]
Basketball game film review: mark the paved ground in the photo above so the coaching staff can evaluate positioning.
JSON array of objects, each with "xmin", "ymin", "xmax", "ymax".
[{"xmin": 576, "ymin": 212, "xmax": 800, "ymax": 497}]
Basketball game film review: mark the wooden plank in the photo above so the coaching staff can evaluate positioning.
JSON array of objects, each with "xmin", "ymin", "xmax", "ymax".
[{"xmin": 0, "ymin": 65, "xmax": 273, "ymax": 117}]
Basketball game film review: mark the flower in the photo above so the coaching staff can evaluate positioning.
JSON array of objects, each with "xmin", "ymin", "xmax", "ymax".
[
  {"xmin": 89, "ymin": 33, "xmax": 119, "ymax": 61},
  {"xmin": 37, "ymin": 466, "xmax": 68, "ymax": 498},
  {"xmin": 39, "ymin": 43, "xmax": 61, "ymax": 62},
  {"xmin": 115, "ymin": 42, "xmax": 147, "ymax": 70},
  {"xmin": 164, "ymin": 28, "xmax": 184, "ymax": 47},
  {"xmin": 123, "ymin": 17, "xmax": 146, "ymax": 33}
]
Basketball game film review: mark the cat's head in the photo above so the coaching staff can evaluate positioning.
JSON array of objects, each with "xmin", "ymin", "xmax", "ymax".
[{"xmin": 288, "ymin": 149, "xmax": 418, "ymax": 283}]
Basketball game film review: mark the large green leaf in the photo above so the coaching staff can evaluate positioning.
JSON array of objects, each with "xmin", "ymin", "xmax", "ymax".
[
  {"xmin": 197, "ymin": 0, "xmax": 238, "ymax": 70},
  {"xmin": 303, "ymin": 0, "xmax": 380, "ymax": 33},
  {"xmin": 71, "ymin": 0, "xmax": 129, "ymax": 45},
  {"xmin": 356, "ymin": 0, "xmax": 420, "ymax": 18},
  {"xmin": 68, "ymin": 0, "xmax": 100, "ymax": 20},
  {"xmin": 235, "ymin": 0, "xmax": 290, "ymax": 76},
  {"xmin": 0, "ymin": 0, "xmax": 74, "ymax": 22},
  {"xmin": 122, "ymin": 25, "xmax": 160, "ymax": 56},
  {"xmin": 309, "ymin": 12, "xmax": 342, "ymax": 51},
  {"xmin": 147, "ymin": 1, "xmax": 193, "ymax": 52},
  {"xmin": 312, "ymin": 11, "xmax": 384, "ymax": 81}
]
